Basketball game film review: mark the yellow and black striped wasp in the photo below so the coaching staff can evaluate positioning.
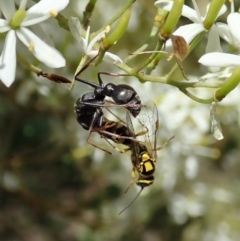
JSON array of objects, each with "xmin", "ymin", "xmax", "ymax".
[
  {"xmin": 126, "ymin": 102, "xmax": 158, "ymax": 188},
  {"xmin": 117, "ymin": 102, "xmax": 165, "ymax": 214},
  {"xmin": 90, "ymin": 102, "xmax": 174, "ymax": 214}
]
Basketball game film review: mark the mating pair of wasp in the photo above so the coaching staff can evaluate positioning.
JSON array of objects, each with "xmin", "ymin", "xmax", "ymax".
[{"xmin": 74, "ymin": 55, "xmax": 173, "ymax": 214}]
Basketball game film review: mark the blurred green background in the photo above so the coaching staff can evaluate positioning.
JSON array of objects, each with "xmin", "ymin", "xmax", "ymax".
[{"xmin": 1, "ymin": 0, "xmax": 240, "ymax": 241}]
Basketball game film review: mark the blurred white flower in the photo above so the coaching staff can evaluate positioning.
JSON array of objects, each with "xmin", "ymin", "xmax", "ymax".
[
  {"xmin": 68, "ymin": 17, "xmax": 122, "ymax": 64},
  {"xmin": 0, "ymin": 0, "xmax": 69, "ymax": 87},
  {"xmin": 154, "ymin": 0, "xmax": 226, "ymax": 55},
  {"xmin": 158, "ymin": 87, "xmax": 210, "ymax": 138}
]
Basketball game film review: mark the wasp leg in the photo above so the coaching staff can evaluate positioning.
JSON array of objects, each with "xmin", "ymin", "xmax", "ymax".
[
  {"xmin": 105, "ymin": 106, "xmax": 126, "ymax": 123},
  {"xmin": 75, "ymin": 54, "xmax": 99, "ymax": 81},
  {"xmin": 136, "ymin": 129, "xmax": 148, "ymax": 137},
  {"xmin": 104, "ymin": 112, "xmax": 148, "ymax": 140},
  {"xmin": 86, "ymin": 131, "xmax": 112, "ymax": 155},
  {"xmin": 124, "ymin": 168, "xmax": 137, "ymax": 193},
  {"xmin": 92, "ymin": 120, "xmax": 144, "ymax": 144},
  {"xmin": 99, "ymin": 130, "xmax": 144, "ymax": 143},
  {"xmin": 101, "ymin": 137, "xmax": 131, "ymax": 154},
  {"xmin": 86, "ymin": 111, "xmax": 113, "ymax": 155},
  {"xmin": 154, "ymin": 135, "xmax": 175, "ymax": 151}
]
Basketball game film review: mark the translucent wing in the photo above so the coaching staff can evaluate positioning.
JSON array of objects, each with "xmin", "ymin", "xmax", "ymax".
[
  {"xmin": 126, "ymin": 111, "xmax": 141, "ymax": 167},
  {"xmin": 136, "ymin": 100, "xmax": 159, "ymax": 161}
]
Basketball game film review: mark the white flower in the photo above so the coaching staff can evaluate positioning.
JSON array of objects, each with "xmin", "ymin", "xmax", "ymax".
[
  {"xmin": 0, "ymin": 0, "xmax": 69, "ymax": 87},
  {"xmin": 154, "ymin": 0, "xmax": 226, "ymax": 54},
  {"xmin": 68, "ymin": 17, "xmax": 122, "ymax": 64},
  {"xmin": 216, "ymin": 0, "xmax": 240, "ymax": 49},
  {"xmin": 199, "ymin": 11, "xmax": 240, "ymax": 69}
]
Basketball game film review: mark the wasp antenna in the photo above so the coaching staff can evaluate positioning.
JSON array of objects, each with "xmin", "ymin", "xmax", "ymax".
[{"xmin": 118, "ymin": 187, "xmax": 144, "ymax": 215}]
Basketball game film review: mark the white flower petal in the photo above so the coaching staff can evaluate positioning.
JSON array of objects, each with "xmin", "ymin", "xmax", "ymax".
[
  {"xmin": 216, "ymin": 23, "xmax": 233, "ymax": 45},
  {"xmin": 206, "ymin": 26, "xmax": 222, "ymax": 53},
  {"xmin": 154, "ymin": 1, "xmax": 174, "ymax": 10},
  {"xmin": 87, "ymin": 50, "xmax": 100, "ymax": 59},
  {"xmin": 16, "ymin": 27, "xmax": 66, "ymax": 68},
  {"xmin": 88, "ymin": 50, "xmax": 122, "ymax": 63},
  {"xmin": 22, "ymin": 15, "xmax": 50, "ymax": 26},
  {"xmin": 165, "ymin": 23, "xmax": 204, "ymax": 50},
  {"xmin": 19, "ymin": 0, "xmax": 28, "ymax": 10},
  {"xmin": 85, "ymin": 26, "xmax": 90, "ymax": 44},
  {"xmin": 103, "ymin": 52, "xmax": 123, "ymax": 63},
  {"xmin": 24, "ymin": 0, "xmax": 69, "ymax": 25},
  {"xmin": 154, "ymin": 0, "xmax": 173, "ymax": 7},
  {"xmin": 88, "ymin": 51, "xmax": 123, "ymax": 63},
  {"xmin": 199, "ymin": 53, "xmax": 240, "ymax": 67},
  {"xmin": 86, "ymin": 29, "xmax": 106, "ymax": 54},
  {"xmin": 227, "ymin": 12, "xmax": 240, "ymax": 45},
  {"xmin": 27, "ymin": 0, "xmax": 69, "ymax": 15},
  {"xmin": 0, "ymin": 30, "xmax": 16, "ymax": 87},
  {"xmin": 182, "ymin": 1, "xmax": 202, "ymax": 23},
  {"xmin": 31, "ymin": 24, "xmax": 55, "ymax": 47},
  {"xmin": 155, "ymin": 1, "xmax": 200, "ymax": 23},
  {"xmin": 68, "ymin": 17, "xmax": 85, "ymax": 49},
  {"xmin": 174, "ymin": 23, "xmax": 204, "ymax": 43},
  {"xmin": 0, "ymin": 0, "xmax": 15, "ymax": 21},
  {"xmin": 216, "ymin": 4, "xmax": 227, "ymax": 19},
  {"xmin": 206, "ymin": 27, "xmax": 222, "ymax": 73},
  {"xmin": 0, "ymin": 19, "xmax": 10, "ymax": 33}
]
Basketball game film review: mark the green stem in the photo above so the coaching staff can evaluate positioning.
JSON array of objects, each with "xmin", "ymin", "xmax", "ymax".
[
  {"xmin": 179, "ymin": 87, "xmax": 214, "ymax": 104},
  {"xmin": 18, "ymin": 52, "xmax": 71, "ymax": 84},
  {"xmin": 17, "ymin": 52, "xmax": 41, "ymax": 73},
  {"xmin": 114, "ymin": 62, "xmax": 223, "ymax": 103},
  {"xmin": 95, "ymin": 0, "xmax": 136, "ymax": 36},
  {"xmin": 145, "ymin": 52, "xmax": 165, "ymax": 74},
  {"xmin": 94, "ymin": 49, "xmax": 106, "ymax": 66},
  {"xmin": 203, "ymin": 0, "xmax": 226, "ymax": 30},
  {"xmin": 160, "ymin": 0, "xmax": 184, "ymax": 38},
  {"xmin": 215, "ymin": 67, "xmax": 240, "ymax": 101},
  {"xmin": 115, "ymin": 62, "xmax": 225, "ymax": 89}
]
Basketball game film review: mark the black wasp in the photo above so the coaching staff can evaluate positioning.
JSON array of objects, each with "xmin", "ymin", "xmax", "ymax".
[{"xmin": 74, "ymin": 55, "xmax": 142, "ymax": 153}]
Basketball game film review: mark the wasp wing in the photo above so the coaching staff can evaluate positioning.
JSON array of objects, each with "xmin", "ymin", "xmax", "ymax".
[
  {"xmin": 126, "ymin": 111, "xmax": 141, "ymax": 168},
  {"xmin": 136, "ymin": 100, "xmax": 159, "ymax": 161}
]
